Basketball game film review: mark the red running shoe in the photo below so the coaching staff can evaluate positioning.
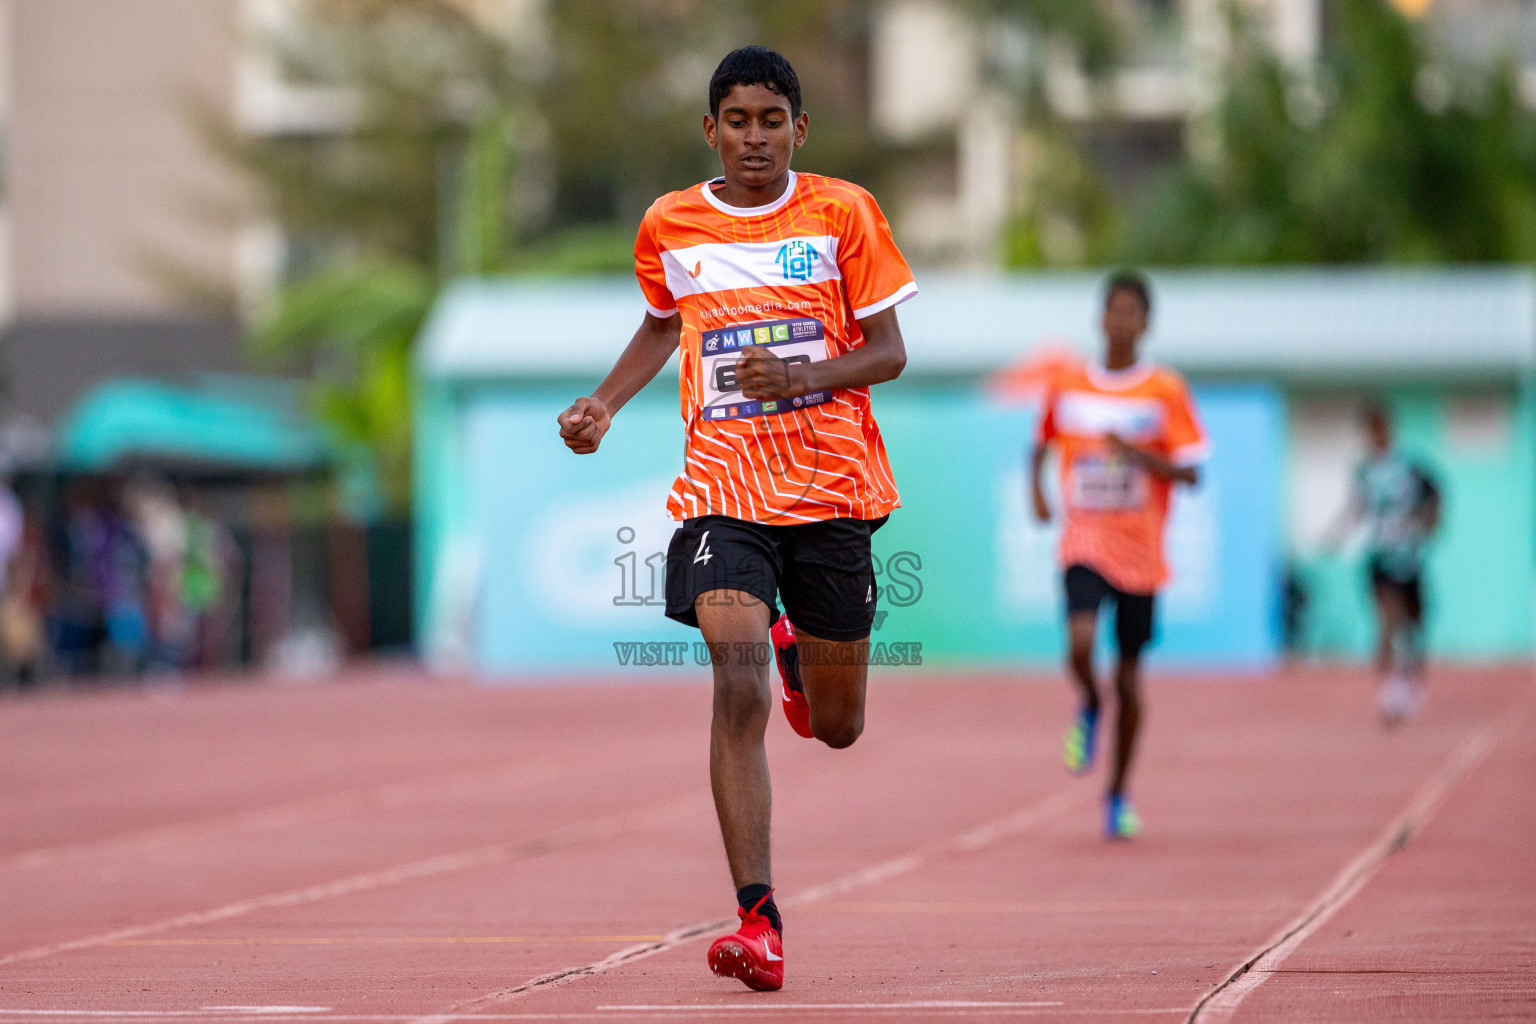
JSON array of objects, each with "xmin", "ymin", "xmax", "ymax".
[
  {"xmin": 707, "ymin": 895, "xmax": 784, "ymax": 991},
  {"xmin": 772, "ymin": 614, "xmax": 812, "ymax": 738}
]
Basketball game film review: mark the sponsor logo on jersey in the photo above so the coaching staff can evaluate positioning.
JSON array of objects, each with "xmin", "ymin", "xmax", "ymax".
[{"xmin": 775, "ymin": 239, "xmax": 821, "ymax": 282}]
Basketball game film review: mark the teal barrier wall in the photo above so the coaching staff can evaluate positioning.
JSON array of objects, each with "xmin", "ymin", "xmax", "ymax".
[
  {"xmin": 427, "ymin": 379, "xmax": 1284, "ymax": 676},
  {"xmin": 1292, "ymin": 384, "xmax": 1536, "ymax": 660}
]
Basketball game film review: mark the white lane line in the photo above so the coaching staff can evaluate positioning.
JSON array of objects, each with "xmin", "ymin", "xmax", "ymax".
[
  {"xmin": 201, "ymin": 1010, "xmax": 330, "ymax": 1015},
  {"xmin": 410, "ymin": 782, "xmax": 1095, "ymax": 1024},
  {"xmin": 0, "ymin": 1010, "xmax": 1191, "ymax": 1022},
  {"xmin": 0, "ymin": 793, "xmax": 703, "ymax": 969},
  {"xmin": 109, "ymin": 936, "xmax": 665, "ymax": 947},
  {"xmin": 1187, "ymin": 725, "xmax": 1496, "ymax": 1023},
  {"xmin": 597, "ymin": 1002, "xmax": 1064, "ymax": 1010}
]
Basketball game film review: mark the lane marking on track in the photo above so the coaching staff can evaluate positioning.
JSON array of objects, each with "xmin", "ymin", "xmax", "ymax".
[
  {"xmin": 107, "ymin": 936, "xmax": 665, "ymax": 946},
  {"xmin": 598, "ymin": 1002, "xmax": 1065, "ymax": 1010},
  {"xmin": 1186, "ymin": 725, "xmax": 1496, "ymax": 1023},
  {"xmin": 201, "ymin": 1010, "xmax": 329, "ymax": 1015},
  {"xmin": 410, "ymin": 782, "xmax": 1095, "ymax": 1024},
  {"xmin": 0, "ymin": 1008, "xmax": 1193, "ymax": 1022},
  {"xmin": 0, "ymin": 793, "xmax": 706, "ymax": 969},
  {"xmin": 809, "ymin": 899, "xmax": 1297, "ymax": 914}
]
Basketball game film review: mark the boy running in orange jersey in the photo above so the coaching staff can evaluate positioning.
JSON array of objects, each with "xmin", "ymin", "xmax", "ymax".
[
  {"xmin": 557, "ymin": 47, "xmax": 915, "ymax": 991},
  {"xmin": 1030, "ymin": 271, "xmax": 1208, "ymax": 840}
]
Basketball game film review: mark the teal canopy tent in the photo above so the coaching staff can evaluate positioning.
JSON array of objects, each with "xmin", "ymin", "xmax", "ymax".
[{"xmin": 58, "ymin": 379, "xmax": 329, "ymax": 472}]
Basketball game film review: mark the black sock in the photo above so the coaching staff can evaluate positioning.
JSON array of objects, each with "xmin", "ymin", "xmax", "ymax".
[
  {"xmin": 779, "ymin": 641, "xmax": 804, "ymax": 694},
  {"xmin": 736, "ymin": 884, "xmax": 782, "ymax": 934}
]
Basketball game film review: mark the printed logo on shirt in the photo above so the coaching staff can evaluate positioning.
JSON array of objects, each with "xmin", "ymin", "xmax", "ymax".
[
  {"xmin": 658, "ymin": 237, "xmax": 840, "ymax": 298},
  {"xmin": 775, "ymin": 239, "xmax": 821, "ymax": 282}
]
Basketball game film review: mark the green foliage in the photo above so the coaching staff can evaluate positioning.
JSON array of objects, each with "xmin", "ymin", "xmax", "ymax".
[
  {"xmin": 213, "ymin": 0, "xmax": 896, "ymax": 513},
  {"xmin": 211, "ymin": 0, "xmax": 527, "ymax": 513},
  {"xmin": 1126, "ymin": 0, "xmax": 1536, "ymax": 264},
  {"xmin": 537, "ymin": 0, "xmax": 718, "ymax": 225},
  {"xmin": 970, "ymin": 0, "xmax": 1123, "ymax": 76},
  {"xmin": 537, "ymin": 0, "xmax": 889, "ymax": 221},
  {"xmin": 250, "ymin": 259, "xmax": 434, "ymax": 510},
  {"xmin": 979, "ymin": 0, "xmax": 1130, "ymax": 266}
]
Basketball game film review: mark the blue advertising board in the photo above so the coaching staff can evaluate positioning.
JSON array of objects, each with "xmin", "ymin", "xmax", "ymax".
[{"xmin": 452, "ymin": 381, "xmax": 1283, "ymax": 676}]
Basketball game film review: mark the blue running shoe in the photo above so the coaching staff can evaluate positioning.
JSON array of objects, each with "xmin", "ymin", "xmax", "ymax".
[
  {"xmin": 1062, "ymin": 706, "xmax": 1099, "ymax": 775},
  {"xmin": 1105, "ymin": 792, "xmax": 1141, "ymax": 840}
]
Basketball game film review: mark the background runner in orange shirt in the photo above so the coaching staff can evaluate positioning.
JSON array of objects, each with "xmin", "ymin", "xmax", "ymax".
[
  {"xmin": 1030, "ymin": 270, "xmax": 1209, "ymax": 840},
  {"xmin": 557, "ymin": 47, "xmax": 916, "ymax": 992}
]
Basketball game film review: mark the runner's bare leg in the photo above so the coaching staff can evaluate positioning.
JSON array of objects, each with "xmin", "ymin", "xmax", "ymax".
[
  {"xmin": 1109, "ymin": 654, "xmax": 1142, "ymax": 795},
  {"xmin": 797, "ymin": 629, "xmax": 868, "ymax": 749},
  {"xmin": 1068, "ymin": 610, "xmax": 1101, "ymax": 713},
  {"xmin": 1374, "ymin": 586, "xmax": 1409, "ymax": 678},
  {"xmin": 697, "ymin": 590, "xmax": 774, "ymax": 888}
]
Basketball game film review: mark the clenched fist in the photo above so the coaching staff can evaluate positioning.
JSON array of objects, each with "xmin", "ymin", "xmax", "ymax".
[{"xmin": 558, "ymin": 396, "xmax": 612, "ymax": 454}]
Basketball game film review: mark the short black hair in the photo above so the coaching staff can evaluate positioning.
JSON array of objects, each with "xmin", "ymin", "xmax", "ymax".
[
  {"xmin": 709, "ymin": 46, "xmax": 802, "ymax": 119},
  {"xmin": 1104, "ymin": 269, "xmax": 1152, "ymax": 314}
]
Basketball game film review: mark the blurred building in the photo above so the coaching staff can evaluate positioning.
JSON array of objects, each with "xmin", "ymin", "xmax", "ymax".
[{"xmin": 0, "ymin": 0, "xmax": 251, "ymax": 425}]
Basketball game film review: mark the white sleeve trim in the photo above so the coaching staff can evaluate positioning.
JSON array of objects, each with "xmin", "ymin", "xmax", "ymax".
[
  {"xmin": 852, "ymin": 280, "xmax": 918, "ymax": 320},
  {"xmin": 1171, "ymin": 440, "xmax": 1212, "ymax": 466},
  {"xmin": 644, "ymin": 302, "xmax": 678, "ymax": 319}
]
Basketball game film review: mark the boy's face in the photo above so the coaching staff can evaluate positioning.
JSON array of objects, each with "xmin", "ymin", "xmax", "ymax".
[
  {"xmin": 704, "ymin": 83, "xmax": 807, "ymax": 189},
  {"xmin": 1365, "ymin": 413, "xmax": 1392, "ymax": 453},
  {"xmin": 1102, "ymin": 288, "xmax": 1149, "ymax": 356}
]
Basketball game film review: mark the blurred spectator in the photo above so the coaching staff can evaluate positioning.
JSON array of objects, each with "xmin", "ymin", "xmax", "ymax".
[
  {"xmin": 179, "ymin": 487, "xmax": 239, "ymax": 672},
  {"xmin": 50, "ymin": 480, "xmax": 150, "ymax": 678},
  {"xmin": 0, "ymin": 481, "xmax": 42, "ymax": 685}
]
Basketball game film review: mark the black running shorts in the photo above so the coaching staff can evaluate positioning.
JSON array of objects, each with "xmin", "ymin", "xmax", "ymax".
[
  {"xmin": 1063, "ymin": 564, "xmax": 1157, "ymax": 658},
  {"xmin": 1368, "ymin": 557, "xmax": 1424, "ymax": 624},
  {"xmin": 665, "ymin": 514, "xmax": 888, "ymax": 642}
]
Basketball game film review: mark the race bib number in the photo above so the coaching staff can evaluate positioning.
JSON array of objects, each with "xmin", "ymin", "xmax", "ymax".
[
  {"xmin": 1069, "ymin": 455, "xmax": 1147, "ymax": 511},
  {"xmin": 699, "ymin": 317, "xmax": 832, "ymax": 421}
]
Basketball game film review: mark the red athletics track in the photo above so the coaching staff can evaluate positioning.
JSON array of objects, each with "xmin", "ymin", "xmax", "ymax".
[{"xmin": 0, "ymin": 665, "xmax": 1531, "ymax": 1023}]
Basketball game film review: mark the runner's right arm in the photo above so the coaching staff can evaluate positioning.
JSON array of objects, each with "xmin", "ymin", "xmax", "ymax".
[
  {"xmin": 1029, "ymin": 443, "xmax": 1052, "ymax": 523},
  {"xmin": 1320, "ymin": 466, "xmax": 1366, "ymax": 552},
  {"xmin": 558, "ymin": 312, "xmax": 681, "ymax": 455},
  {"xmin": 1030, "ymin": 381, "xmax": 1060, "ymax": 523}
]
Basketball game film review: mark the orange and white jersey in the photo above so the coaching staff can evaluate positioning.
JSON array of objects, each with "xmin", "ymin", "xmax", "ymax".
[
  {"xmin": 634, "ymin": 171, "xmax": 916, "ymax": 524},
  {"xmin": 1036, "ymin": 361, "xmax": 1209, "ymax": 594}
]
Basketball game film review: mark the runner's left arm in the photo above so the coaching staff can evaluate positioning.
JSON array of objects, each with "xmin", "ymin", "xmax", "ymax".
[
  {"xmin": 736, "ymin": 307, "xmax": 906, "ymax": 399},
  {"xmin": 1415, "ymin": 469, "xmax": 1442, "ymax": 535}
]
